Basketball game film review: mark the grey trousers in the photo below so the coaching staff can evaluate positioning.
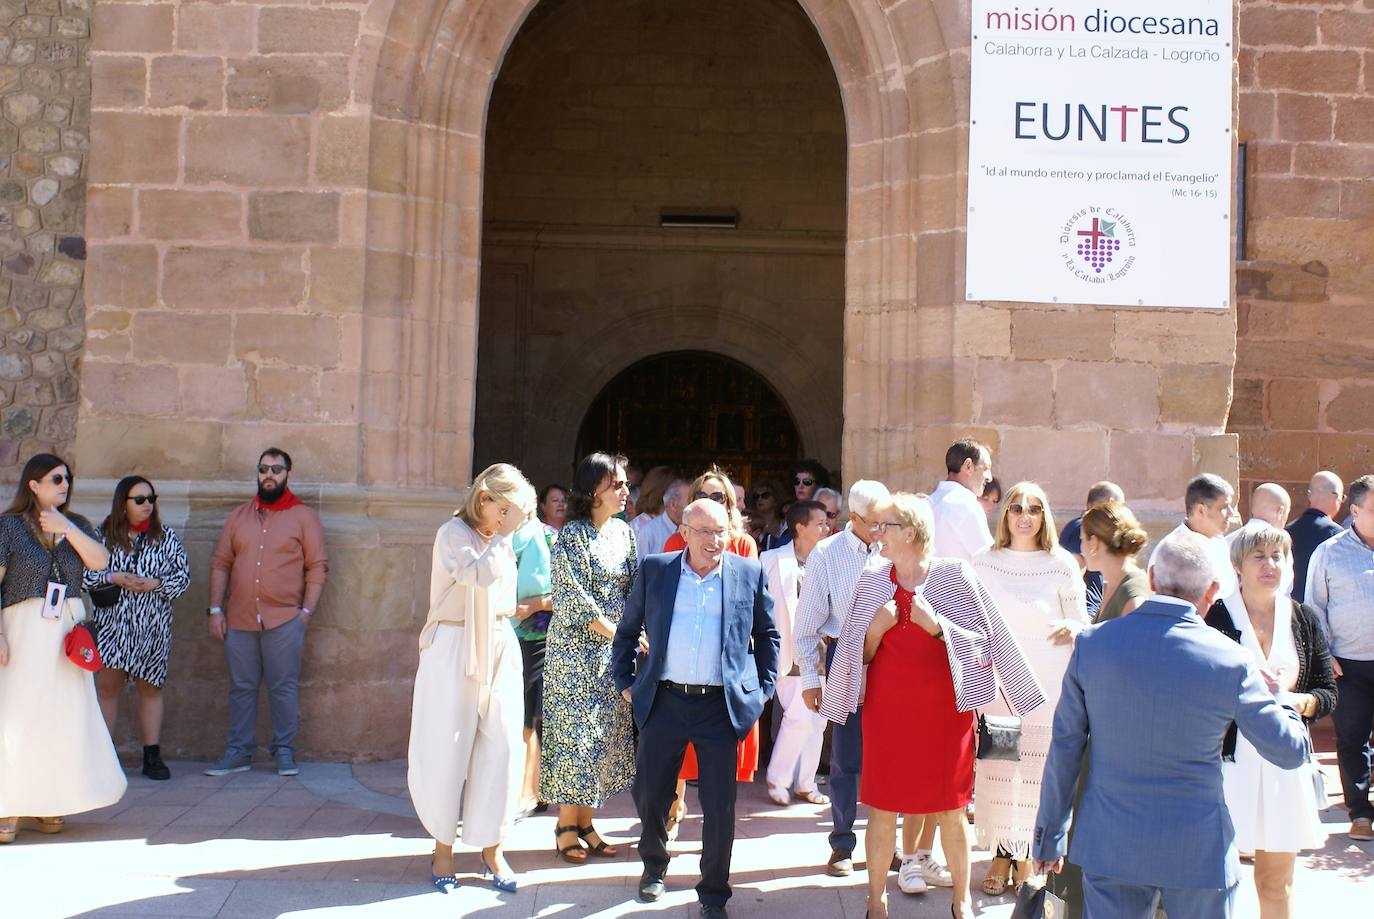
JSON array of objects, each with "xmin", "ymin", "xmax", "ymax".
[{"xmin": 224, "ymin": 615, "xmax": 307, "ymax": 756}]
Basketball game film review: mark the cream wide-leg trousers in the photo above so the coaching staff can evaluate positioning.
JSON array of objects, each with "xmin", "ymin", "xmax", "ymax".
[
  {"xmin": 0, "ymin": 598, "xmax": 127, "ymax": 817},
  {"xmin": 406, "ymin": 621, "xmax": 523, "ymax": 848},
  {"xmin": 766, "ymin": 674, "xmax": 827, "ymax": 794}
]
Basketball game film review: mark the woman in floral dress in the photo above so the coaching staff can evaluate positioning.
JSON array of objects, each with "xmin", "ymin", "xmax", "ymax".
[{"xmin": 540, "ymin": 452, "xmax": 639, "ymax": 864}]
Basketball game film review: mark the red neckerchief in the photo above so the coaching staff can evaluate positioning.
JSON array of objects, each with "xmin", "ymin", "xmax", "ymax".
[
  {"xmin": 130, "ymin": 518, "xmax": 152, "ymax": 534},
  {"xmin": 255, "ymin": 487, "xmax": 304, "ymax": 512}
]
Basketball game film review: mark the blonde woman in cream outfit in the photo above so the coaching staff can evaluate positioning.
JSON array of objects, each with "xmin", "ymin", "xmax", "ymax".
[
  {"xmin": 407, "ymin": 463, "xmax": 535, "ymax": 895},
  {"xmin": 971, "ymin": 481, "xmax": 1087, "ymax": 895}
]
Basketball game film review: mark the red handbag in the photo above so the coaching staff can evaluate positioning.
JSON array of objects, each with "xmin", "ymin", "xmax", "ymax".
[{"xmin": 63, "ymin": 624, "xmax": 102, "ymax": 672}]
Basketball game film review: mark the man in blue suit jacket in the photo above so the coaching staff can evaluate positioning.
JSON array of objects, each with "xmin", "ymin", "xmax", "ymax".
[
  {"xmin": 612, "ymin": 499, "xmax": 779, "ymax": 919},
  {"xmin": 1033, "ymin": 529, "xmax": 1308, "ymax": 919}
]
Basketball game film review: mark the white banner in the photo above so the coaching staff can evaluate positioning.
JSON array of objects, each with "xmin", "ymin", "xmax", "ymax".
[{"xmin": 965, "ymin": 2, "xmax": 1234, "ymax": 308}]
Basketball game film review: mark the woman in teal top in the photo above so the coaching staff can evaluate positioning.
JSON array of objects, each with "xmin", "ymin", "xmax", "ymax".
[{"xmin": 511, "ymin": 515, "xmax": 553, "ymax": 814}]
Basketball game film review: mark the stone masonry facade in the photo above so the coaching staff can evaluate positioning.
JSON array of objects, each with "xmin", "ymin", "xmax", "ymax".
[
  {"xmin": 1232, "ymin": 0, "xmax": 1374, "ymax": 513},
  {"xmin": 0, "ymin": 0, "xmax": 1358, "ymax": 758},
  {"xmin": 0, "ymin": 0, "xmax": 89, "ymax": 472}
]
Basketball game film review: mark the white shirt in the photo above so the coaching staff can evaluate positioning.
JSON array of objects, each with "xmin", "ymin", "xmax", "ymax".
[
  {"xmin": 1226, "ymin": 519, "xmax": 1294, "ymax": 598},
  {"xmin": 630, "ymin": 512, "xmax": 676, "ymax": 562},
  {"xmin": 929, "ymin": 480, "xmax": 993, "ymax": 561},
  {"xmin": 1150, "ymin": 522, "xmax": 1238, "ymax": 599},
  {"xmin": 790, "ymin": 526, "xmax": 879, "ymax": 689},
  {"xmin": 761, "ymin": 544, "xmax": 804, "ymax": 677}
]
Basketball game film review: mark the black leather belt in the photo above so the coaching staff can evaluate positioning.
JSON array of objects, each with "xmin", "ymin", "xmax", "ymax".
[{"xmin": 661, "ymin": 680, "xmax": 723, "ymax": 695}]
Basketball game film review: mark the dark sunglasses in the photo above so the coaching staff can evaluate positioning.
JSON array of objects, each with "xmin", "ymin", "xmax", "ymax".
[
  {"xmin": 48, "ymin": 472, "xmax": 70, "ymax": 485},
  {"xmin": 694, "ymin": 490, "xmax": 727, "ymax": 504},
  {"xmin": 751, "ymin": 490, "xmax": 773, "ymax": 501},
  {"xmin": 1007, "ymin": 503, "xmax": 1045, "ymax": 517},
  {"xmin": 795, "ymin": 477, "xmax": 815, "ymax": 487},
  {"xmin": 825, "ymin": 510, "xmax": 840, "ymax": 519},
  {"xmin": 129, "ymin": 495, "xmax": 158, "ymax": 506},
  {"xmin": 258, "ymin": 464, "xmax": 288, "ymax": 475}
]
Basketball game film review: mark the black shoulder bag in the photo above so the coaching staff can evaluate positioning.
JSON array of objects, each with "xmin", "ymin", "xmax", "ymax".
[
  {"xmin": 976, "ymin": 684, "xmax": 1023, "ymax": 762},
  {"xmin": 89, "ymin": 532, "xmax": 143, "ymax": 609}
]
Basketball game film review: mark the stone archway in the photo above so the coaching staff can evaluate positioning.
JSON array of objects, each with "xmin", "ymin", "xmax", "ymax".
[
  {"xmin": 362, "ymin": 0, "xmax": 963, "ymax": 491},
  {"xmin": 575, "ymin": 351, "xmax": 804, "ymax": 488}
]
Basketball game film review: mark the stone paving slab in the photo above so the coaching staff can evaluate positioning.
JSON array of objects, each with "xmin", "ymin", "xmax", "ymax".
[{"xmin": 5, "ymin": 758, "xmax": 1371, "ymax": 918}]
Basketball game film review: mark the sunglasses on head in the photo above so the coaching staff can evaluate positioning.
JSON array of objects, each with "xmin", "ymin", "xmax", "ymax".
[
  {"xmin": 47, "ymin": 473, "xmax": 70, "ymax": 486},
  {"xmin": 694, "ymin": 490, "xmax": 727, "ymax": 504},
  {"xmin": 795, "ymin": 477, "xmax": 815, "ymax": 487},
  {"xmin": 129, "ymin": 495, "xmax": 158, "ymax": 506},
  {"xmin": 258, "ymin": 464, "xmax": 288, "ymax": 475}
]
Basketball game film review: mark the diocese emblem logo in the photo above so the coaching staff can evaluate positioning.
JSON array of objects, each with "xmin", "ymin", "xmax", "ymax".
[{"xmin": 1059, "ymin": 209, "xmax": 1136, "ymax": 284}]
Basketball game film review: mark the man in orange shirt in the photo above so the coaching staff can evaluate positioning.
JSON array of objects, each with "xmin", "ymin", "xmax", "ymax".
[{"xmin": 204, "ymin": 448, "xmax": 329, "ymax": 777}]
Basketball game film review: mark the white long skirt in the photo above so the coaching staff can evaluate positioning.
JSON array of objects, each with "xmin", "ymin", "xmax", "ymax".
[
  {"xmin": 0, "ymin": 598, "xmax": 127, "ymax": 817},
  {"xmin": 406, "ymin": 622, "xmax": 524, "ymax": 848}
]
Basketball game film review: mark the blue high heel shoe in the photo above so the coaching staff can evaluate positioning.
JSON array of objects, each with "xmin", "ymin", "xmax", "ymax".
[
  {"xmin": 429, "ymin": 873, "xmax": 457, "ymax": 894},
  {"xmin": 480, "ymin": 857, "xmax": 519, "ymax": 893}
]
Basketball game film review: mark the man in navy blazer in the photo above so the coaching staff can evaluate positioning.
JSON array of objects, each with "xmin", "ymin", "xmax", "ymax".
[
  {"xmin": 612, "ymin": 498, "xmax": 779, "ymax": 919},
  {"xmin": 1033, "ymin": 529, "xmax": 1308, "ymax": 918}
]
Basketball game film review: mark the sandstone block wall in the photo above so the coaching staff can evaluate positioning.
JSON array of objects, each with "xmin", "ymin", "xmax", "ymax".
[
  {"xmin": 0, "ymin": 0, "xmax": 89, "ymax": 473},
  {"xmin": 1232, "ymin": 0, "xmax": 1374, "ymax": 512}
]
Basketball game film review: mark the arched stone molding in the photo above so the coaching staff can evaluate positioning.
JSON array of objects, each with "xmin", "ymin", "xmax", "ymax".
[
  {"xmin": 518, "ymin": 304, "xmax": 840, "ymax": 482},
  {"xmin": 362, "ymin": 0, "xmax": 961, "ymax": 490}
]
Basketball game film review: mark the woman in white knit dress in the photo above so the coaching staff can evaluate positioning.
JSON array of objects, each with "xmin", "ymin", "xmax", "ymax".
[{"xmin": 971, "ymin": 481, "xmax": 1087, "ymax": 896}]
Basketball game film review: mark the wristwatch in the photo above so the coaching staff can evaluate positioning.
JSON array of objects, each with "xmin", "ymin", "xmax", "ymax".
[{"xmin": 206, "ymin": 606, "xmax": 223, "ymax": 617}]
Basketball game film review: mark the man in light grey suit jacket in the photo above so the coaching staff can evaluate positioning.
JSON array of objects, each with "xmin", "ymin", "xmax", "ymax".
[{"xmin": 1033, "ymin": 529, "xmax": 1308, "ymax": 919}]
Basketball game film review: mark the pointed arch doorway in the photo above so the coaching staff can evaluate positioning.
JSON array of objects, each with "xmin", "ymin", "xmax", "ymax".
[{"xmin": 576, "ymin": 351, "xmax": 802, "ymax": 487}]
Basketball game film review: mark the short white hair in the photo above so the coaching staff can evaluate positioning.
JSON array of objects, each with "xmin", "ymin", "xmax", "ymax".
[
  {"xmin": 1149, "ymin": 529, "xmax": 1217, "ymax": 602},
  {"xmin": 813, "ymin": 487, "xmax": 842, "ymax": 510},
  {"xmin": 848, "ymin": 479, "xmax": 891, "ymax": 517}
]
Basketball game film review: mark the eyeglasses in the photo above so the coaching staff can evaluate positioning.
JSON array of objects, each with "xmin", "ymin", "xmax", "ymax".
[
  {"xmin": 873, "ymin": 521, "xmax": 909, "ymax": 534},
  {"xmin": 694, "ymin": 491, "xmax": 727, "ymax": 504},
  {"xmin": 795, "ymin": 477, "xmax": 815, "ymax": 487},
  {"xmin": 129, "ymin": 495, "xmax": 158, "ymax": 506},
  {"xmin": 1007, "ymin": 503, "xmax": 1044, "ymax": 517},
  {"xmin": 48, "ymin": 473, "xmax": 69, "ymax": 485},
  {"xmin": 258, "ymin": 464, "xmax": 287, "ymax": 475},
  {"xmin": 684, "ymin": 524, "xmax": 727, "ymax": 539}
]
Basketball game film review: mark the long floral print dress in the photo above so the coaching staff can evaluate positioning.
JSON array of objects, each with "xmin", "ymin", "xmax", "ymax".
[{"xmin": 539, "ymin": 517, "xmax": 638, "ymax": 807}]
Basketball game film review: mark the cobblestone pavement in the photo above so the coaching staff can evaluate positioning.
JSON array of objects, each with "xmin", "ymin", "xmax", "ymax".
[{"xmin": 4, "ymin": 755, "xmax": 1370, "ymax": 918}]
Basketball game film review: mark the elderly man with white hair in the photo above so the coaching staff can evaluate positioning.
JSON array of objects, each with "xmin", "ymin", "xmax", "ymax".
[
  {"xmin": 790, "ymin": 479, "xmax": 902, "ymax": 878},
  {"xmin": 1034, "ymin": 530, "xmax": 1308, "ymax": 919},
  {"xmin": 1226, "ymin": 483, "xmax": 1294, "ymax": 597}
]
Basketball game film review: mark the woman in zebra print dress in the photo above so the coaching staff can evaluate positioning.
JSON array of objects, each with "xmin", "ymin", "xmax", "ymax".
[{"xmin": 85, "ymin": 476, "xmax": 191, "ymax": 780}]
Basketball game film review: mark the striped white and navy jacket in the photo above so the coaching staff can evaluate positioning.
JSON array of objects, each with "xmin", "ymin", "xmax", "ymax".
[{"xmin": 819, "ymin": 557, "xmax": 1046, "ymax": 724}]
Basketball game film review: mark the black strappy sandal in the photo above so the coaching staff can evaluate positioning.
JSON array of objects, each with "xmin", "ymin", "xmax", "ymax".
[
  {"xmin": 577, "ymin": 824, "xmax": 619, "ymax": 858},
  {"xmin": 554, "ymin": 824, "xmax": 587, "ymax": 863}
]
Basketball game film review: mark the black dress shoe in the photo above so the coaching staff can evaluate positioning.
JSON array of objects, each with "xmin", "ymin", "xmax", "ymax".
[
  {"xmin": 700, "ymin": 905, "xmax": 729, "ymax": 919},
  {"xmin": 638, "ymin": 873, "xmax": 666, "ymax": 902},
  {"xmin": 827, "ymin": 848, "xmax": 854, "ymax": 877},
  {"xmin": 142, "ymin": 745, "xmax": 171, "ymax": 781}
]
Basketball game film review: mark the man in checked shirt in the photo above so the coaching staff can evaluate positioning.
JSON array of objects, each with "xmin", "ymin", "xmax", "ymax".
[
  {"xmin": 203, "ymin": 448, "xmax": 329, "ymax": 778},
  {"xmin": 793, "ymin": 478, "xmax": 955, "ymax": 885}
]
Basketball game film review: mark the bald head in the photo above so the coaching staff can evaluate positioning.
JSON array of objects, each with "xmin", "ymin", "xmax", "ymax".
[
  {"xmin": 681, "ymin": 498, "xmax": 728, "ymax": 573},
  {"xmin": 1308, "ymin": 471, "xmax": 1344, "ymax": 518},
  {"xmin": 1250, "ymin": 483, "xmax": 1292, "ymax": 529}
]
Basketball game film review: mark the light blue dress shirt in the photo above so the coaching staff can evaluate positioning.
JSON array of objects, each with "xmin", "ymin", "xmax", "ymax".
[{"xmin": 661, "ymin": 560, "xmax": 724, "ymax": 686}]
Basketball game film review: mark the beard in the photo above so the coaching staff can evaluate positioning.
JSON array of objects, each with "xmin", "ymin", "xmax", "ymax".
[{"xmin": 257, "ymin": 478, "xmax": 287, "ymax": 503}]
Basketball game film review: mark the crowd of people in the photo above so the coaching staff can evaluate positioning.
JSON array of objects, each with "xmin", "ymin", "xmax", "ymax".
[{"xmin": 0, "ymin": 440, "xmax": 1370, "ymax": 919}]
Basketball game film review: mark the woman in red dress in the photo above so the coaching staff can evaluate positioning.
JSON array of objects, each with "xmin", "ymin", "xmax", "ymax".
[{"xmin": 659, "ymin": 468, "xmax": 759, "ymax": 838}]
